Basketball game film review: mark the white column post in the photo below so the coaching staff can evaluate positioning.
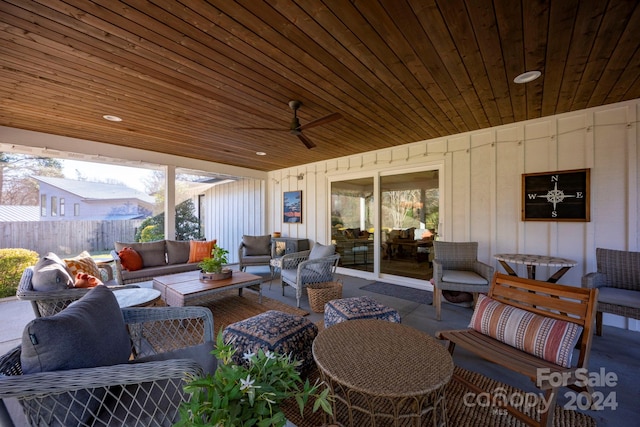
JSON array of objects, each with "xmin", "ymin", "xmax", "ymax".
[{"xmin": 165, "ymin": 165, "xmax": 176, "ymax": 240}]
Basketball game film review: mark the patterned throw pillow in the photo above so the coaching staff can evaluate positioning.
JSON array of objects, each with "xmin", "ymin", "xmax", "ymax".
[
  {"xmin": 469, "ymin": 294, "xmax": 583, "ymax": 368},
  {"xmin": 118, "ymin": 247, "xmax": 143, "ymax": 271},
  {"xmin": 64, "ymin": 251, "xmax": 101, "ymax": 278},
  {"xmin": 188, "ymin": 240, "xmax": 217, "ymax": 263}
]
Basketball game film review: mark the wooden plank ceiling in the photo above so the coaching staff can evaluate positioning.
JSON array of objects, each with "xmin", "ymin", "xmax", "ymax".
[{"xmin": 1, "ymin": 0, "xmax": 639, "ymax": 171}]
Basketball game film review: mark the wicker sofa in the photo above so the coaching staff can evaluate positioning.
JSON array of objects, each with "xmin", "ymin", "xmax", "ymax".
[
  {"xmin": 111, "ymin": 240, "xmax": 203, "ymax": 285},
  {"xmin": 582, "ymin": 247, "xmax": 640, "ymax": 335}
]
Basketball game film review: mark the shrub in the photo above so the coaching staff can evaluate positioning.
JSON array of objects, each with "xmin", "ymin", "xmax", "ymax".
[
  {"xmin": 140, "ymin": 224, "xmax": 163, "ymax": 242},
  {"xmin": 0, "ymin": 248, "xmax": 39, "ymax": 299}
]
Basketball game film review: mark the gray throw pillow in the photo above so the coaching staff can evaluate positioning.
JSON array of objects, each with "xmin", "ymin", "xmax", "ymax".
[
  {"xmin": 116, "ymin": 240, "xmax": 167, "ymax": 267},
  {"xmin": 31, "ymin": 252, "xmax": 74, "ymax": 291},
  {"xmin": 166, "ymin": 240, "xmax": 190, "ymax": 265},
  {"xmin": 308, "ymin": 243, "xmax": 335, "ymax": 260},
  {"xmin": 21, "ymin": 285, "xmax": 131, "ymax": 374},
  {"xmin": 242, "ymin": 235, "xmax": 271, "ymax": 256}
]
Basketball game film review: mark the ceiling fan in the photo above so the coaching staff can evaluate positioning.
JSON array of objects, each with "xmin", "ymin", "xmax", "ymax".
[{"xmin": 237, "ymin": 100, "xmax": 342, "ymax": 149}]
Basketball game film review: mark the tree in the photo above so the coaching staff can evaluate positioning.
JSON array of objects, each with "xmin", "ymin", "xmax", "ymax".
[
  {"xmin": 135, "ymin": 199, "xmax": 202, "ymax": 242},
  {"xmin": 0, "ymin": 153, "xmax": 64, "ymax": 205},
  {"xmin": 175, "ymin": 199, "xmax": 201, "ymax": 240}
]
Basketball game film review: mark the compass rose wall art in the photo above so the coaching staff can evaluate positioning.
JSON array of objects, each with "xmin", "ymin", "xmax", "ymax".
[{"xmin": 522, "ymin": 169, "xmax": 590, "ymax": 221}]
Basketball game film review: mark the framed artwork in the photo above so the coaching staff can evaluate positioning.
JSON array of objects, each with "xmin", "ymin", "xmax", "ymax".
[
  {"xmin": 283, "ymin": 190, "xmax": 302, "ymax": 223},
  {"xmin": 522, "ymin": 168, "xmax": 590, "ymax": 221}
]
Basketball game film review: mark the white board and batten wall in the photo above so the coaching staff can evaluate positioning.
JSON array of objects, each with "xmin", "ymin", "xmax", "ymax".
[{"xmin": 264, "ymin": 99, "xmax": 640, "ymax": 331}]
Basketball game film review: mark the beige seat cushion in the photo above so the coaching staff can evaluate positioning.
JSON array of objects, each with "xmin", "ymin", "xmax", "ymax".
[{"xmin": 442, "ymin": 270, "xmax": 488, "ymax": 285}]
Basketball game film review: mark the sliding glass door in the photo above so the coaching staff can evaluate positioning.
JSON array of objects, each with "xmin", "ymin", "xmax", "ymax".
[
  {"xmin": 330, "ymin": 167, "xmax": 440, "ymax": 281},
  {"xmin": 379, "ymin": 170, "xmax": 439, "ymax": 280}
]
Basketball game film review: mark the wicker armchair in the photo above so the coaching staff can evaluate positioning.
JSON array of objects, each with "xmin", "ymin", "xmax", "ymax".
[
  {"xmin": 280, "ymin": 250, "xmax": 340, "ymax": 307},
  {"xmin": 582, "ymin": 247, "xmax": 640, "ymax": 336},
  {"xmin": 16, "ymin": 266, "xmax": 138, "ymax": 318},
  {"xmin": 0, "ymin": 305, "xmax": 214, "ymax": 427},
  {"xmin": 432, "ymin": 241, "xmax": 494, "ymax": 320}
]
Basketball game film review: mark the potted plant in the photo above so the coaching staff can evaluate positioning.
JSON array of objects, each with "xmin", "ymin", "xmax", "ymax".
[
  {"xmin": 176, "ymin": 332, "xmax": 332, "ymax": 427},
  {"xmin": 199, "ymin": 245, "xmax": 231, "ymax": 280}
]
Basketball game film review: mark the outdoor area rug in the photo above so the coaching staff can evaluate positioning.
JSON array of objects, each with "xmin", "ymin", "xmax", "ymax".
[
  {"xmin": 360, "ymin": 281, "xmax": 433, "ymax": 305},
  {"xmin": 155, "ymin": 288, "xmax": 308, "ymax": 335},
  {"xmin": 201, "ymin": 288, "xmax": 309, "ymax": 334},
  {"xmin": 282, "ymin": 365, "xmax": 596, "ymax": 427}
]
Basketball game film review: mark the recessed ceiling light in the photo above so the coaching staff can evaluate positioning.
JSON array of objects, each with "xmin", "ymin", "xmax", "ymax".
[
  {"xmin": 256, "ymin": 151, "xmax": 267, "ymax": 156},
  {"xmin": 103, "ymin": 114, "xmax": 123, "ymax": 122},
  {"xmin": 514, "ymin": 71, "xmax": 541, "ymax": 84}
]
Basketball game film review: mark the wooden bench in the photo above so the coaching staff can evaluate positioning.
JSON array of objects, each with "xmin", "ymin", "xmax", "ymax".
[{"xmin": 436, "ymin": 272, "xmax": 598, "ymax": 427}]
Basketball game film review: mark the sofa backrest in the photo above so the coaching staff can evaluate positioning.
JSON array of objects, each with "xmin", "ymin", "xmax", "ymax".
[
  {"xmin": 115, "ymin": 240, "xmax": 167, "ymax": 267},
  {"xmin": 596, "ymin": 247, "xmax": 640, "ymax": 290}
]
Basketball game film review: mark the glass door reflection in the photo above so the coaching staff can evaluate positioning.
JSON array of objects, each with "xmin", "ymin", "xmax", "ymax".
[
  {"xmin": 331, "ymin": 178, "xmax": 374, "ymax": 273},
  {"xmin": 380, "ymin": 170, "xmax": 439, "ymax": 280}
]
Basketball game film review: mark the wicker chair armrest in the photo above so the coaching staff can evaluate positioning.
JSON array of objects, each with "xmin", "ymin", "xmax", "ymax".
[
  {"xmin": 16, "ymin": 284, "xmax": 138, "ymax": 303},
  {"xmin": 111, "ymin": 249, "xmax": 125, "ymax": 285},
  {"xmin": 122, "ymin": 306, "xmax": 214, "ymax": 343},
  {"xmin": 297, "ymin": 254, "xmax": 340, "ymax": 284},
  {"xmin": 96, "ymin": 261, "xmax": 114, "ymax": 281},
  {"xmin": 298, "ymin": 254, "xmax": 340, "ymax": 271},
  {"xmin": 582, "ymin": 272, "xmax": 606, "ymax": 288},
  {"xmin": 0, "ymin": 346, "xmax": 21, "ymax": 377},
  {"xmin": 0, "ymin": 359, "xmax": 203, "ymax": 400},
  {"xmin": 432, "ymin": 259, "xmax": 443, "ymax": 281},
  {"xmin": 473, "ymin": 261, "xmax": 495, "ymax": 281},
  {"xmin": 281, "ymin": 250, "xmax": 311, "ymax": 269}
]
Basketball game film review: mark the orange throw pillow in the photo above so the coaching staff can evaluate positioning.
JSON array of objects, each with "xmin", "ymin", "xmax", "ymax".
[
  {"xmin": 118, "ymin": 247, "xmax": 143, "ymax": 271},
  {"xmin": 188, "ymin": 240, "xmax": 217, "ymax": 263},
  {"xmin": 74, "ymin": 273, "xmax": 104, "ymax": 288}
]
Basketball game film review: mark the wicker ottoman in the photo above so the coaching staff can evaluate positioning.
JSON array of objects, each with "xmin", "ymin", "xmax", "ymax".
[
  {"xmin": 324, "ymin": 296, "xmax": 401, "ymax": 328},
  {"xmin": 222, "ymin": 310, "xmax": 318, "ymax": 372}
]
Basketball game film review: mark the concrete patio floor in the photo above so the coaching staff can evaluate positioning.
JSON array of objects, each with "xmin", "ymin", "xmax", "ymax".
[{"xmin": 1, "ymin": 269, "xmax": 638, "ymax": 426}]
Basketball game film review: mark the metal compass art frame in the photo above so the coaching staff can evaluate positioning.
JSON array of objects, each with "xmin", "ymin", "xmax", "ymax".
[{"xmin": 522, "ymin": 169, "xmax": 590, "ymax": 222}]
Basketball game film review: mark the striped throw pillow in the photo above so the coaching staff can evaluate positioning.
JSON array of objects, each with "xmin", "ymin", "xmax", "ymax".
[{"xmin": 469, "ymin": 294, "xmax": 583, "ymax": 368}]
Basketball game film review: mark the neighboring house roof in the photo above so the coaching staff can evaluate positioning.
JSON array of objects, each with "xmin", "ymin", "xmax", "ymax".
[
  {"xmin": 32, "ymin": 176, "xmax": 155, "ymax": 205},
  {"xmin": 79, "ymin": 214, "xmax": 146, "ymax": 221},
  {"xmin": 0, "ymin": 205, "xmax": 40, "ymax": 222}
]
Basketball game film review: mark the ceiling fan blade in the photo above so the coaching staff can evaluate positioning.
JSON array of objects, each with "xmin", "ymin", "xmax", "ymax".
[
  {"xmin": 298, "ymin": 112, "xmax": 342, "ymax": 131},
  {"xmin": 298, "ymin": 133, "xmax": 316, "ymax": 149},
  {"xmin": 234, "ymin": 127, "xmax": 287, "ymax": 131}
]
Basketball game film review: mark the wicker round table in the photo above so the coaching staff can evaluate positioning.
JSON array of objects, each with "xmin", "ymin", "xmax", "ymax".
[{"xmin": 312, "ymin": 319, "xmax": 454, "ymax": 426}]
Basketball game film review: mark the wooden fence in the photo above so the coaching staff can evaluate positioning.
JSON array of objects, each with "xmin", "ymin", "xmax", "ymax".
[{"xmin": 0, "ymin": 220, "xmax": 143, "ymax": 256}]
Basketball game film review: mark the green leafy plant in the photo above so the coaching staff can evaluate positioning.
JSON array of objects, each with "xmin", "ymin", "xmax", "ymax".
[
  {"xmin": 176, "ymin": 331, "xmax": 332, "ymax": 427},
  {"xmin": 198, "ymin": 245, "xmax": 229, "ymax": 273}
]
